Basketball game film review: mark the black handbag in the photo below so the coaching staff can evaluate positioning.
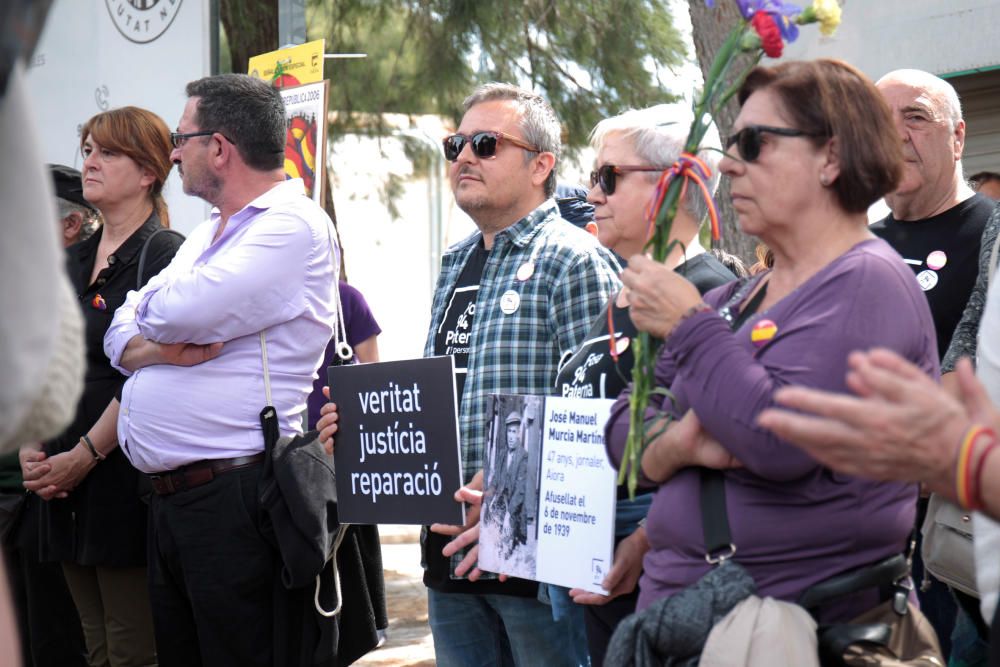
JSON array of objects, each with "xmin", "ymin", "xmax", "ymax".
[
  {"xmin": 257, "ymin": 331, "xmax": 346, "ymax": 598},
  {"xmin": 256, "ymin": 290, "xmax": 389, "ymax": 665}
]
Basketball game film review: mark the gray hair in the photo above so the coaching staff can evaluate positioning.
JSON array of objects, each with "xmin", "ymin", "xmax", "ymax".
[
  {"xmin": 56, "ymin": 198, "xmax": 101, "ymax": 242},
  {"xmin": 590, "ymin": 104, "xmax": 722, "ymax": 226},
  {"xmin": 877, "ymin": 69, "xmax": 963, "ymax": 131},
  {"xmin": 463, "ymin": 82, "xmax": 562, "ymax": 198}
]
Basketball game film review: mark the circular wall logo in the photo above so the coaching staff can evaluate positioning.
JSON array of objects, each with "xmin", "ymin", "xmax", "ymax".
[{"xmin": 105, "ymin": 0, "xmax": 183, "ymax": 44}]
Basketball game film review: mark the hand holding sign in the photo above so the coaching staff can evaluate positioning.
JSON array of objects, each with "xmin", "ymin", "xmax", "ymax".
[
  {"xmin": 570, "ymin": 526, "xmax": 649, "ymax": 605},
  {"xmin": 317, "ymin": 386, "xmax": 339, "ymax": 455},
  {"xmin": 328, "ymin": 357, "xmax": 464, "ymax": 525},
  {"xmin": 432, "ymin": 470, "xmax": 503, "ymax": 581}
]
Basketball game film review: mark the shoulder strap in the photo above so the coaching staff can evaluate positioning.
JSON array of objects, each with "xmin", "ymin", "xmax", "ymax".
[
  {"xmin": 700, "ymin": 469, "xmax": 734, "ymax": 562},
  {"xmin": 136, "ymin": 228, "xmax": 185, "ymax": 290},
  {"xmin": 730, "ymin": 282, "xmax": 768, "ymax": 331},
  {"xmin": 259, "ymin": 218, "xmax": 342, "ymax": 412},
  {"xmin": 699, "ymin": 280, "xmax": 769, "ymax": 563}
]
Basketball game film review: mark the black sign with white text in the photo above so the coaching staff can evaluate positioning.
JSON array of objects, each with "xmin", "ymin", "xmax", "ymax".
[{"xmin": 328, "ymin": 356, "xmax": 465, "ymax": 525}]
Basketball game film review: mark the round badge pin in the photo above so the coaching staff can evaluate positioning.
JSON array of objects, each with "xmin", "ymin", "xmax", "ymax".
[
  {"xmin": 916, "ymin": 269, "xmax": 938, "ymax": 292},
  {"xmin": 516, "ymin": 261, "xmax": 535, "ymax": 282},
  {"xmin": 926, "ymin": 250, "xmax": 947, "ymax": 271},
  {"xmin": 91, "ymin": 294, "xmax": 107, "ymax": 311},
  {"xmin": 750, "ymin": 319, "xmax": 778, "ymax": 348},
  {"xmin": 500, "ymin": 289, "xmax": 521, "ymax": 315},
  {"xmin": 615, "ymin": 337, "xmax": 630, "ymax": 355}
]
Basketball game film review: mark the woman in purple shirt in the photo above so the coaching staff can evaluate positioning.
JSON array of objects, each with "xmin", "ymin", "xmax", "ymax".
[{"xmin": 606, "ymin": 59, "xmax": 938, "ymax": 622}]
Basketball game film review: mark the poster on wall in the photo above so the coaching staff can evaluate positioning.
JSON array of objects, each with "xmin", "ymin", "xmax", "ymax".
[
  {"xmin": 478, "ymin": 395, "xmax": 616, "ymax": 594},
  {"xmin": 277, "ymin": 80, "xmax": 329, "ymax": 204},
  {"xmin": 248, "ymin": 39, "xmax": 325, "ymax": 87},
  {"xmin": 23, "ymin": 0, "xmax": 213, "ymax": 235}
]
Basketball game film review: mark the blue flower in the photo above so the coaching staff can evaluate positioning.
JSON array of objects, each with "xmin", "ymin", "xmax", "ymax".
[
  {"xmin": 734, "ymin": 0, "xmax": 803, "ymax": 19},
  {"xmin": 774, "ymin": 13, "xmax": 800, "ymax": 41}
]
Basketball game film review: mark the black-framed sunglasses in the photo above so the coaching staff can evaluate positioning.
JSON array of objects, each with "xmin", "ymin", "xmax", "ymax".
[
  {"xmin": 589, "ymin": 164, "xmax": 662, "ymax": 196},
  {"xmin": 171, "ymin": 130, "xmax": 231, "ymax": 149},
  {"xmin": 725, "ymin": 125, "xmax": 822, "ymax": 162},
  {"xmin": 442, "ymin": 131, "xmax": 540, "ymax": 162}
]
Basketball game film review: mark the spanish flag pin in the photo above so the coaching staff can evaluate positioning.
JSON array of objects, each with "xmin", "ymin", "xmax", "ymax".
[{"xmin": 750, "ymin": 319, "xmax": 777, "ymax": 348}]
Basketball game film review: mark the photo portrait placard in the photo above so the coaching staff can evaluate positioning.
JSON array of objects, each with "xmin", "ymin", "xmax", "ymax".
[{"xmin": 479, "ymin": 395, "xmax": 616, "ymax": 594}]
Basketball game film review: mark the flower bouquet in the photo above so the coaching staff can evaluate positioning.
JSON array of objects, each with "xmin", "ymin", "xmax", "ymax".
[{"xmin": 619, "ymin": 0, "xmax": 842, "ymax": 496}]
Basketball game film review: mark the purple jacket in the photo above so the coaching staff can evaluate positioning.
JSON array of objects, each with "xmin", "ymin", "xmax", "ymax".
[{"xmin": 606, "ymin": 238, "xmax": 937, "ymax": 620}]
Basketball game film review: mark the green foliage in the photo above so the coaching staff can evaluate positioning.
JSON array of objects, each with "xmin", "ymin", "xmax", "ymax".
[{"xmin": 306, "ymin": 0, "xmax": 687, "ymax": 149}]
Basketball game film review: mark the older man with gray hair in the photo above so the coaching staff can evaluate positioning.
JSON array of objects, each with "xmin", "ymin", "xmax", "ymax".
[
  {"xmin": 49, "ymin": 164, "xmax": 101, "ymax": 246},
  {"xmin": 870, "ymin": 68, "xmax": 995, "ymax": 661},
  {"xmin": 871, "ymin": 69, "xmax": 993, "ymax": 359}
]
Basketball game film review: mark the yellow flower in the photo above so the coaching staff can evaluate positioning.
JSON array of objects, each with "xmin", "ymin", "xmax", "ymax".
[{"xmin": 811, "ymin": 0, "xmax": 842, "ymax": 36}]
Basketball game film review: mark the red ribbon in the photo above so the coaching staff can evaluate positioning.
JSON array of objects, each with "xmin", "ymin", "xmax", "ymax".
[
  {"xmin": 645, "ymin": 152, "xmax": 721, "ymax": 245},
  {"xmin": 608, "ymin": 153, "xmax": 721, "ymax": 362}
]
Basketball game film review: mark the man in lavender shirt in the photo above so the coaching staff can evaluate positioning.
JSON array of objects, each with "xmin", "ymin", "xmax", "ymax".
[{"xmin": 98, "ymin": 75, "xmax": 338, "ymax": 665}]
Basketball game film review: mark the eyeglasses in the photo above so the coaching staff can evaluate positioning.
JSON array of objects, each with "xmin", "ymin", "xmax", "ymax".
[
  {"xmin": 589, "ymin": 165, "xmax": 662, "ymax": 196},
  {"xmin": 725, "ymin": 125, "xmax": 822, "ymax": 162},
  {"xmin": 442, "ymin": 131, "xmax": 540, "ymax": 162},
  {"xmin": 171, "ymin": 130, "xmax": 230, "ymax": 148}
]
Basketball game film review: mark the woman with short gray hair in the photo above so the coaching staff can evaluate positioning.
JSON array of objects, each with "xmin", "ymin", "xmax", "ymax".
[{"xmin": 556, "ymin": 103, "xmax": 735, "ymax": 665}]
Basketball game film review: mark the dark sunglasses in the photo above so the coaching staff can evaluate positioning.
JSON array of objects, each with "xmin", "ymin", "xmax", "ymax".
[
  {"xmin": 171, "ymin": 130, "xmax": 232, "ymax": 149},
  {"xmin": 725, "ymin": 125, "xmax": 822, "ymax": 162},
  {"xmin": 442, "ymin": 131, "xmax": 540, "ymax": 162},
  {"xmin": 589, "ymin": 164, "xmax": 662, "ymax": 196}
]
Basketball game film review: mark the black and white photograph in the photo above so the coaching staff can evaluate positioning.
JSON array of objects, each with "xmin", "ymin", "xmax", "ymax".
[{"xmin": 480, "ymin": 394, "xmax": 544, "ymax": 579}]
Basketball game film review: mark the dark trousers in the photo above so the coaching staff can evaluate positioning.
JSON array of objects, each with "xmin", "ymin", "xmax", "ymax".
[
  {"xmin": 583, "ymin": 532, "xmax": 641, "ymax": 667},
  {"xmin": 991, "ymin": 602, "xmax": 1000, "ymax": 667},
  {"xmin": 147, "ymin": 465, "xmax": 275, "ymax": 667},
  {"xmin": 7, "ymin": 494, "xmax": 88, "ymax": 667},
  {"xmin": 584, "ymin": 589, "xmax": 639, "ymax": 667}
]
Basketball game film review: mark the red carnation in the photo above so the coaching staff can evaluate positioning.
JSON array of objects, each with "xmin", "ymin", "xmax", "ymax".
[{"xmin": 750, "ymin": 11, "xmax": 784, "ymax": 58}]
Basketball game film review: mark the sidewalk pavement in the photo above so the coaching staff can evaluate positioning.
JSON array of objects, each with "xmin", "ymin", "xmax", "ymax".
[{"xmin": 356, "ymin": 525, "xmax": 435, "ymax": 666}]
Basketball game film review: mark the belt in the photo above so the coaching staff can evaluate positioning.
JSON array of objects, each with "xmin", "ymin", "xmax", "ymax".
[{"xmin": 148, "ymin": 454, "xmax": 265, "ymax": 496}]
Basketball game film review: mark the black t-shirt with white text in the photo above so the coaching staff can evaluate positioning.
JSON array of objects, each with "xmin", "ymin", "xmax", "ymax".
[
  {"xmin": 555, "ymin": 252, "xmax": 735, "ymax": 400},
  {"xmin": 434, "ymin": 242, "xmax": 488, "ymax": 400},
  {"xmin": 426, "ymin": 241, "xmax": 538, "ymax": 597},
  {"xmin": 871, "ymin": 194, "xmax": 992, "ymax": 359}
]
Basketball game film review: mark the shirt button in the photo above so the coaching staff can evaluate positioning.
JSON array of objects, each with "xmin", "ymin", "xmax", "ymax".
[
  {"xmin": 97, "ymin": 278, "xmax": 107, "ymax": 285},
  {"xmin": 108, "ymin": 255, "xmax": 117, "ymax": 265}
]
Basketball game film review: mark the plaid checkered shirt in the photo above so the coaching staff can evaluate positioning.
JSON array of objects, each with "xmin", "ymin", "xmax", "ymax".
[{"xmin": 423, "ymin": 199, "xmax": 621, "ymax": 577}]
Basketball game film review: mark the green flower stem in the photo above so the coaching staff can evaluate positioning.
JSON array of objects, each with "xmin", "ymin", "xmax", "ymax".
[
  {"xmin": 619, "ymin": 16, "xmax": 759, "ymax": 498},
  {"xmin": 713, "ymin": 51, "xmax": 764, "ymax": 117}
]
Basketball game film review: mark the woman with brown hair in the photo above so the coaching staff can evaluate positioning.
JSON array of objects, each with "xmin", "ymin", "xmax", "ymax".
[
  {"xmin": 606, "ymin": 58, "xmax": 937, "ymax": 633},
  {"xmin": 19, "ymin": 106, "xmax": 182, "ymax": 666}
]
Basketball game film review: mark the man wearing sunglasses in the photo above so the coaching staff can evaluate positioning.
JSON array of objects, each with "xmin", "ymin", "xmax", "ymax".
[
  {"xmin": 870, "ymin": 68, "xmax": 995, "ymax": 662},
  {"xmin": 424, "ymin": 82, "xmax": 620, "ymax": 666}
]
